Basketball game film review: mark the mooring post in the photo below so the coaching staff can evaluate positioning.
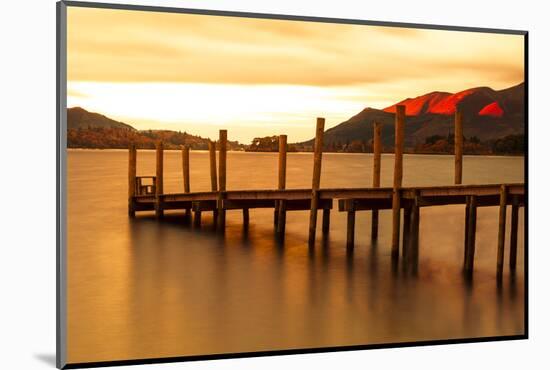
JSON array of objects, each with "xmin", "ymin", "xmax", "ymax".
[
  {"xmin": 371, "ymin": 121, "xmax": 382, "ymax": 241},
  {"xmin": 209, "ymin": 140, "xmax": 218, "ymax": 192},
  {"xmin": 454, "ymin": 109, "xmax": 463, "ymax": 185},
  {"xmin": 155, "ymin": 141, "xmax": 164, "ymax": 219},
  {"xmin": 128, "ymin": 143, "xmax": 137, "ymax": 217},
  {"xmin": 509, "ymin": 195, "xmax": 519, "ymax": 272},
  {"xmin": 182, "ymin": 145, "xmax": 191, "ymax": 219},
  {"xmin": 308, "ymin": 118, "xmax": 325, "ymax": 245},
  {"xmin": 217, "ymin": 130, "xmax": 227, "ymax": 229},
  {"xmin": 464, "ymin": 195, "xmax": 477, "ymax": 274},
  {"xmin": 497, "ymin": 185, "xmax": 508, "ymax": 278},
  {"xmin": 391, "ymin": 105, "xmax": 405, "ymax": 259},
  {"xmin": 182, "ymin": 145, "xmax": 190, "ymax": 193},
  {"xmin": 277, "ymin": 135, "xmax": 288, "ymax": 235}
]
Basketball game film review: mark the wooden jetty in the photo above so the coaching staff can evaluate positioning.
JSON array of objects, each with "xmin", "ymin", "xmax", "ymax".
[{"xmin": 128, "ymin": 106, "xmax": 525, "ymax": 279}]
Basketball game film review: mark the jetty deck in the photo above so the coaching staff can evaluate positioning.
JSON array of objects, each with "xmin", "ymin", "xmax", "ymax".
[{"xmin": 127, "ymin": 107, "xmax": 525, "ymax": 280}]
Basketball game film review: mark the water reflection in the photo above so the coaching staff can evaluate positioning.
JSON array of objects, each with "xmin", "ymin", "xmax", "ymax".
[{"xmin": 67, "ymin": 150, "xmax": 524, "ymax": 363}]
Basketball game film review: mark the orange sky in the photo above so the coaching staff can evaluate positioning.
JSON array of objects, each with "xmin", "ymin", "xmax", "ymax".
[{"xmin": 67, "ymin": 6, "xmax": 524, "ymax": 143}]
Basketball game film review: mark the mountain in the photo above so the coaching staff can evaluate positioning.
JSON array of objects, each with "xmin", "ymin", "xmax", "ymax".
[
  {"xmin": 67, "ymin": 107, "xmax": 244, "ymax": 150},
  {"xmin": 297, "ymin": 82, "xmax": 525, "ymax": 151},
  {"xmin": 67, "ymin": 107, "xmax": 136, "ymax": 130}
]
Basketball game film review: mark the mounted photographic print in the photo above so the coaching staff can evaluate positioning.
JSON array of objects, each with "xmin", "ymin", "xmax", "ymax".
[{"xmin": 56, "ymin": 1, "xmax": 527, "ymax": 368}]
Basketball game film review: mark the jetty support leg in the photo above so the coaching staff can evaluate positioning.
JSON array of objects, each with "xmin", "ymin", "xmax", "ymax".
[
  {"xmin": 371, "ymin": 121, "xmax": 382, "ymax": 241},
  {"xmin": 347, "ymin": 210, "xmax": 356, "ymax": 249},
  {"xmin": 509, "ymin": 196, "xmax": 519, "ymax": 273},
  {"xmin": 497, "ymin": 185, "xmax": 507, "ymax": 279},
  {"xmin": 322, "ymin": 209, "xmax": 330, "ymax": 234},
  {"xmin": 464, "ymin": 196, "xmax": 477, "ymax": 275},
  {"xmin": 277, "ymin": 135, "xmax": 287, "ymax": 236}
]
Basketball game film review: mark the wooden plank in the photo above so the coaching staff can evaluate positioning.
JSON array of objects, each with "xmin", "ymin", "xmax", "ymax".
[
  {"xmin": 308, "ymin": 118, "xmax": 325, "ymax": 245},
  {"xmin": 208, "ymin": 140, "xmax": 218, "ymax": 192},
  {"xmin": 223, "ymin": 198, "xmax": 332, "ymax": 210},
  {"xmin": 391, "ymin": 105, "xmax": 405, "ymax": 258},
  {"xmin": 497, "ymin": 185, "xmax": 507, "ymax": 278},
  {"xmin": 372, "ymin": 121, "xmax": 382, "ymax": 241},
  {"xmin": 192, "ymin": 200, "xmax": 217, "ymax": 212},
  {"xmin": 454, "ymin": 109, "xmax": 463, "ymax": 185},
  {"xmin": 509, "ymin": 195, "xmax": 519, "ymax": 272},
  {"xmin": 404, "ymin": 183, "xmax": 524, "ymax": 198},
  {"xmin": 321, "ymin": 187, "xmax": 393, "ymax": 199},
  {"xmin": 159, "ymin": 192, "xmax": 218, "ymax": 202},
  {"xmin": 128, "ymin": 143, "xmax": 136, "ymax": 217},
  {"xmin": 155, "ymin": 141, "xmax": 164, "ymax": 218}
]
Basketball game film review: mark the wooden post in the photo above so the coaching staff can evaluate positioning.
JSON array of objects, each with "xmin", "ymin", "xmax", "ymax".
[
  {"xmin": 454, "ymin": 109, "xmax": 463, "ymax": 185},
  {"xmin": 278, "ymin": 135, "xmax": 287, "ymax": 190},
  {"xmin": 308, "ymin": 118, "xmax": 325, "ymax": 245},
  {"xmin": 509, "ymin": 196, "xmax": 519, "ymax": 272},
  {"xmin": 371, "ymin": 121, "xmax": 382, "ymax": 241},
  {"xmin": 391, "ymin": 106, "xmax": 405, "ymax": 258},
  {"xmin": 128, "ymin": 143, "xmax": 137, "ymax": 217},
  {"xmin": 322, "ymin": 209, "xmax": 330, "ymax": 234},
  {"xmin": 217, "ymin": 130, "xmax": 227, "ymax": 228},
  {"xmin": 182, "ymin": 145, "xmax": 190, "ymax": 193},
  {"xmin": 277, "ymin": 135, "xmax": 287, "ymax": 235},
  {"xmin": 155, "ymin": 141, "xmax": 164, "ymax": 218},
  {"xmin": 208, "ymin": 140, "xmax": 218, "ymax": 192},
  {"xmin": 409, "ymin": 191, "xmax": 420, "ymax": 275},
  {"xmin": 347, "ymin": 210, "xmax": 356, "ymax": 249},
  {"xmin": 194, "ymin": 210, "xmax": 202, "ymax": 227},
  {"xmin": 182, "ymin": 145, "xmax": 191, "ymax": 219},
  {"xmin": 464, "ymin": 195, "xmax": 477, "ymax": 274},
  {"xmin": 243, "ymin": 208, "xmax": 250, "ymax": 228},
  {"xmin": 497, "ymin": 185, "xmax": 507, "ymax": 278},
  {"xmin": 463, "ymin": 201, "xmax": 471, "ymax": 269}
]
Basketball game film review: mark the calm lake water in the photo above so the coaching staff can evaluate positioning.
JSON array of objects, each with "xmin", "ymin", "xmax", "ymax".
[{"xmin": 67, "ymin": 150, "xmax": 525, "ymax": 364}]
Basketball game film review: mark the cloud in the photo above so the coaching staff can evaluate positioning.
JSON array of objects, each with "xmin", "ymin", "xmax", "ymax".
[{"xmin": 67, "ymin": 7, "xmax": 524, "ymax": 87}]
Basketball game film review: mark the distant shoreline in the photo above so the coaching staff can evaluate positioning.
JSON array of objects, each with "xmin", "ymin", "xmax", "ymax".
[{"xmin": 66, "ymin": 148, "xmax": 525, "ymax": 157}]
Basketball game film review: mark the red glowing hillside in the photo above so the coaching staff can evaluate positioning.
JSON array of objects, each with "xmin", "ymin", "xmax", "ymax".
[
  {"xmin": 383, "ymin": 85, "xmax": 520, "ymax": 117},
  {"xmin": 479, "ymin": 101, "xmax": 504, "ymax": 117}
]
